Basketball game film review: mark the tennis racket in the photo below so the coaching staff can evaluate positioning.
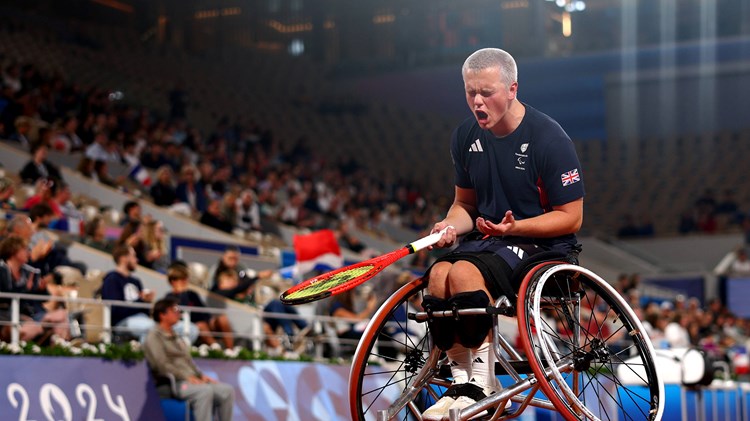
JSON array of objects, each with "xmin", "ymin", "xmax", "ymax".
[{"xmin": 280, "ymin": 226, "xmax": 452, "ymax": 305}]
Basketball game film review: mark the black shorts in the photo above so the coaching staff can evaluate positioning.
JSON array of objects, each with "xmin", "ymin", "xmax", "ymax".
[{"xmin": 429, "ymin": 233, "xmax": 549, "ymax": 299}]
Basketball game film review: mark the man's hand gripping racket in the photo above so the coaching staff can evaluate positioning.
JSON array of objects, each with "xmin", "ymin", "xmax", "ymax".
[{"xmin": 280, "ymin": 226, "xmax": 452, "ymax": 305}]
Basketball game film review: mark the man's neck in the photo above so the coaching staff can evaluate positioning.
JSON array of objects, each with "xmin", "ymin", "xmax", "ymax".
[{"xmin": 115, "ymin": 265, "xmax": 131, "ymax": 277}]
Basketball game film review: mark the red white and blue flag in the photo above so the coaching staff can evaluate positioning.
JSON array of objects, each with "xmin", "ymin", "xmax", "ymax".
[
  {"xmin": 288, "ymin": 229, "xmax": 343, "ymax": 280},
  {"xmin": 128, "ymin": 164, "xmax": 152, "ymax": 187},
  {"xmin": 560, "ymin": 169, "xmax": 581, "ymax": 186}
]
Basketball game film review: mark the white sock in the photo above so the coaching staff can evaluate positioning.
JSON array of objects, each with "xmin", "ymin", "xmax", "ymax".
[
  {"xmin": 470, "ymin": 342, "xmax": 497, "ymax": 393},
  {"xmin": 446, "ymin": 344, "xmax": 471, "ymax": 384}
]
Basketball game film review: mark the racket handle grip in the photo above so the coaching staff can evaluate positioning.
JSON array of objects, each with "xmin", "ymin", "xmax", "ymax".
[{"xmin": 408, "ymin": 225, "xmax": 453, "ymax": 252}]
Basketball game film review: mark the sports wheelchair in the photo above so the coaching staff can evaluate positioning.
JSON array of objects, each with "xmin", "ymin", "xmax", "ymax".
[{"xmin": 348, "ymin": 253, "xmax": 665, "ymax": 420}]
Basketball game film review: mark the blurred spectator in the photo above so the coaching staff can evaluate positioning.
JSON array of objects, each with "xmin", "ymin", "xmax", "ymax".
[
  {"xmin": 150, "ymin": 165, "xmax": 177, "ymax": 207},
  {"xmin": 82, "ymin": 217, "xmax": 113, "ymax": 253},
  {"xmin": 219, "ymin": 191, "xmax": 238, "ymax": 229},
  {"xmin": 23, "ymin": 178, "xmax": 61, "ymax": 218},
  {"xmin": 140, "ymin": 142, "xmax": 169, "ymax": 170},
  {"xmin": 200, "ymin": 199, "xmax": 233, "ymax": 233},
  {"xmin": 2, "ymin": 63, "xmax": 22, "ymax": 93},
  {"xmin": 76, "ymin": 156, "xmax": 96, "ymax": 179},
  {"xmin": 212, "ymin": 269, "xmax": 255, "ymax": 305},
  {"xmin": 664, "ymin": 313, "xmax": 691, "ymax": 348},
  {"xmin": 100, "ymin": 245, "xmax": 155, "ymax": 341},
  {"xmin": 120, "ymin": 200, "xmax": 142, "ymax": 227},
  {"xmin": 52, "ymin": 115, "xmax": 84, "ymax": 153},
  {"xmin": 93, "ymin": 160, "xmax": 118, "ymax": 188},
  {"xmin": 0, "ymin": 176, "xmax": 16, "ymax": 210},
  {"xmin": 85, "ymin": 132, "xmax": 119, "ymax": 163},
  {"xmin": 140, "ymin": 219, "xmax": 168, "ymax": 272},
  {"xmin": 262, "ymin": 299, "xmax": 310, "ymax": 355},
  {"xmin": 729, "ymin": 248, "xmax": 750, "ymax": 278},
  {"xmin": 50, "ymin": 180, "xmax": 82, "ymax": 220},
  {"xmin": 8, "ymin": 116, "xmax": 32, "ymax": 150},
  {"xmin": 235, "ymin": 189, "xmax": 261, "ymax": 233},
  {"xmin": 27, "ymin": 204, "xmax": 87, "ymax": 276},
  {"xmin": 328, "ymin": 288, "xmax": 377, "ymax": 345},
  {"xmin": 19, "ymin": 143, "xmax": 62, "ymax": 185},
  {"xmin": 277, "ymin": 191, "xmax": 316, "ymax": 229},
  {"xmin": 176, "ymin": 164, "xmax": 207, "ymax": 213},
  {"xmin": 0, "ymin": 236, "xmax": 45, "ymax": 342},
  {"xmin": 118, "ymin": 219, "xmax": 163, "ymax": 270},
  {"xmin": 143, "ymin": 297, "xmax": 234, "ymax": 421},
  {"xmin": 207, "ymin": 246, "xmax": 245, "ymax": 291},
  {"xmin": 164, "ymin": 264, "xmax": 234, "ymax": 348}
]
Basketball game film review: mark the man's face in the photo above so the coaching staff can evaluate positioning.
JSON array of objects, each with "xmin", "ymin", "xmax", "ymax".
[
  {"xmin": 162, "ymin": 304, "xmax": 182, "ymax": 327},
  {"xmin": 463, "ymin": 67, "xmax": 517, "ymax": 136},
  {"xmin": 125, "ymin": 248, "xmax": 138, "ymax": 271}
]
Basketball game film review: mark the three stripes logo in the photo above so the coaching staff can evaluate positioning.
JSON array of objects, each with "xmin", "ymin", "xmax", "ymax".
[
  {"xmin": 506, "ymin": 246, "xmax": 525, "ymax": 259},
  {"xmin": 468, "ymin": 139, "xmax": 483, "ymax": 152}
]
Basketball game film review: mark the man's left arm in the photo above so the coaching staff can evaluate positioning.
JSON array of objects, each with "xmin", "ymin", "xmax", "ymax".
[{"xmin": 477, "ymin": 199, "xmax": 583, "ymax": 237}]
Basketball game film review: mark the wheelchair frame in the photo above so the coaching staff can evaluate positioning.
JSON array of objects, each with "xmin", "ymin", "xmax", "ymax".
[{"xmin": 348, "ymin": 260, "xmax": 665, "ymax": 421}]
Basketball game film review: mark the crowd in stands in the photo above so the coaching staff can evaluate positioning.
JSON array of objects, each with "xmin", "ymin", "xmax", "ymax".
[{"xmin": 616, "ymin": 273, "xmax": 750, "ymax": 380}]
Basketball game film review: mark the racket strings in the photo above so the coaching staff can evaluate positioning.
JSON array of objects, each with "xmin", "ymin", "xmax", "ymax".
[{"xmin": 284, "ymin": 265, "xmax": 375, "ymax": 300}]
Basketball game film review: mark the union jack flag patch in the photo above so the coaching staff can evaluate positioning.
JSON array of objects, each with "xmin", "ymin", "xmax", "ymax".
[{"xmin": 561, "ymin": 169, "xmax": 581, "ymax": 186}]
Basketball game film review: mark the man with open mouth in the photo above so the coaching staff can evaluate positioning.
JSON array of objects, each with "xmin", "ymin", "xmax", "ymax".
[{"xmin": 421, "ymin": 48, "xmax": 585, "ymax": 421}]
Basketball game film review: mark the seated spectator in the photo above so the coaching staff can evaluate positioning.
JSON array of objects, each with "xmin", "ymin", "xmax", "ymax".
[
  {"xmin": 93, "ymin": 160, "xmax": 118, "ymax": 188},
  {"xmin": 235, "ymin": 189, "xmax": 261, "ymax": 233},
  {"xmin": 27, "ymin": 204, "xmax": 87, "ymax": 276},
  {"xmin": 176, "ymin": 164, "xmax": 208, "ymax": 214},
  {"xmin": 5, "ymin": 214, "xmax": 54, "ymax": 276},
  {"xmin": 200, "ymin": 199, "xmax": 234, "ymax": 233},
  {"xmin": 76, "ymin": 156, "xmax": 96, "ymax": 179},
  {"xmin": 82, "ymin": 217, "xmax": 114, "ymax": 253},
  {"xmin": 23, "ymin": 178, "xmax": 62, "ymax": 218},
  {"xmin": 150, "ymin": 165, "xmax": 178, "ymax": 207},
  {"xmin": 0, "ymin": 176, "xmax": 16, "ymax": 210},
  {"xmin": 19, "ymin": 142, "xmax": 63, "ymax": 185},
  {"xmin": 52, "ymin": 115, "xmax": 84, "ymax": 153},
  {"xmin": 164, "ymin": 265, "xmax": 233, "ymax": 348},
  {"xmin": 144, "ymin": 298, "xmax": 234, "ymax": 421},
  {"xmin": 8, "ymin": 116, "xmax": 32, "ymax": 150},
  {"xmin": 118, "ymin": 220, "xmax": 162, "ymax": 270},
  {"xmin": 120, "ymin": 200, "xmax": 142, "ymax": 227},
  {"xmin": 262, "ymin": 299, "xmax": 310, "ymax": 353},
  {"xmin": 100, "ymin": 245, "xmax": 155, "ymax": 341},
  {"xmin": 0, "ymin": 236, "xmax": 45, "ymax": 342},
  {"xmin": 729, "ymin": 248, "xmax": 750, "ymax": 278},
  {"xmin": 85, "ymin": 132, "xmax": 120, "ymax": 163},
  {"xmin": 142, "ymin": 219, "xmax": 169, "ymax": 272},
  {"xmin": 206, "ymin": 246, "xmax": 272, "ymax": 293},
  {"xmin": 328, "ymin": 288, "xmax": 377, "ymax": 344},
  {"xmin": 212, "ymin": 269, "xmax": 255, "ymax": 305}
]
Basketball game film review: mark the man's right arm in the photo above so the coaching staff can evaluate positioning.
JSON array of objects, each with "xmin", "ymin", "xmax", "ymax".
[{"xmin": 432, "ymin": 186, "xmax": 478, "ymax": 248}]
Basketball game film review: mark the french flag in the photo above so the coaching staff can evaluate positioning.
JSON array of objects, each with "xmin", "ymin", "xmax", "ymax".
[
  {"xmin": 292, "ymin": 229, "xmax": 343, "ymax": 278},
  {"xmin": 128, "ymin": 164, "xmax": 152, "ymax": 187}
]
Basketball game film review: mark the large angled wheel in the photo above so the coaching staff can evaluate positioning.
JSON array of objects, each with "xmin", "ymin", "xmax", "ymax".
[
  {"xmin": 517, "ymin": 263, "xmax": 664, "ymax": 421},
  {"xmin": 349, "ymin": 277, "xmax": 446, "ymax": 421}
]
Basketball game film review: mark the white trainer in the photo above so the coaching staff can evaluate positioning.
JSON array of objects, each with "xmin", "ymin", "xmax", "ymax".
[
  {"xmin": 447, "ymin": 381, "xmax": 509, "ymax": 420},
  {"xmin": 422, "ymin": 395, "xmax": 457, "ymax": 421}
]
